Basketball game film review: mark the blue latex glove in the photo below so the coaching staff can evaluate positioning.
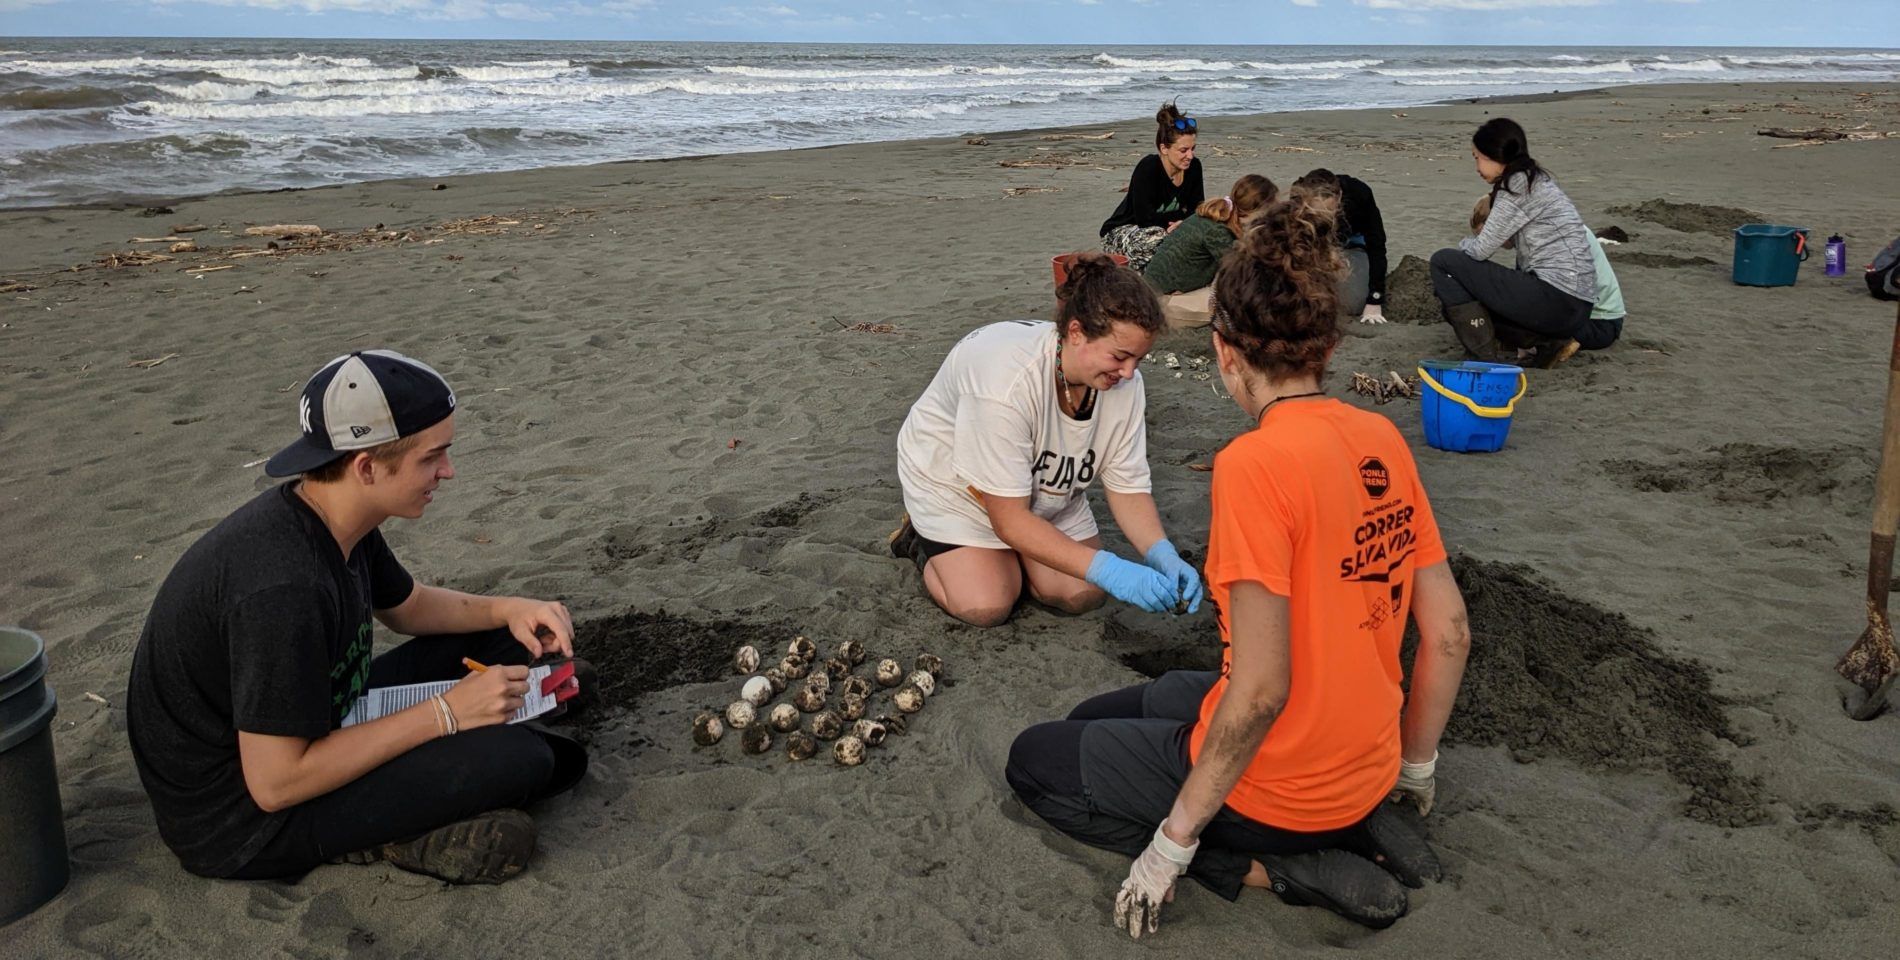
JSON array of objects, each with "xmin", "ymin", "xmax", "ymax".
[
  {"xmin": 1143, "ymin": 539, "xmax": 1204, "ymax": 615},
  {"xmin": 1086, "ymin": 551, "xmax": 1179, "ymax": 614}
]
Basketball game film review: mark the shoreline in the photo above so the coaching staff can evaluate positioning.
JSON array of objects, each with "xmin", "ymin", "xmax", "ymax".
[
  {"xmin": 4, "ymin": 78, "xmax": 1899, "ymax": 958},
  {"xmin": 3, "ymin": 78, "xmax": 1893, "ymax": 218}
]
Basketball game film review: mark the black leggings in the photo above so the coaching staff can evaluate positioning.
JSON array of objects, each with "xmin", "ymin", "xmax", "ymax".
[
  {"xmin": 228, "ymin": 629, "xmax": 588, "ymax": 880},
  {"xmin": 1005, "ymin": 672, "xmax": 1375, "ymax": 902},
  {"xmin": 1430, "ymin": 248, "xmax": 1597, "ymax": 347}
]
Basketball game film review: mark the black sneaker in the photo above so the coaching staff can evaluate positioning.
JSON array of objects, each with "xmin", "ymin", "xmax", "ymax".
[
  {"xmin": 354, "ymin": 809, "xmax": 537, "ymax": 885},
  {"xmin": 888, "ymin": 514, "xmax": 925, "ymax": 568},
  {"xmin": 1257, "ymin": 849, "xmax": 1409, "ymax": 929},
  {"xmin": 1352, "ymin": 803, "xmax": 1443, "ymax": 888}
]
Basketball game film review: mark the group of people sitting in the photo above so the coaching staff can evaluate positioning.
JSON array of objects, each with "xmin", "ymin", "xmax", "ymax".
[
  {"xmin": 1101, "ymin": 102, "xmax": 1626, "ymax": 368},
  {"xmin": 124, "ymin": 97, "xmax": 1603, "ymax": 941}
]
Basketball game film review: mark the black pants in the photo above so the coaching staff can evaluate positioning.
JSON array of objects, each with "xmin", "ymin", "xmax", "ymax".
[
  {"xmin": 1005, "ymin": 671, "xmax": 1376, "ymax": 902},
  {"xmin": 1429, "ymin": 248, "xmax": 1596, "ymax": 347},
  {"xmin": 228, "ymin": 629, "xmax": 588, "ymax": 880}
]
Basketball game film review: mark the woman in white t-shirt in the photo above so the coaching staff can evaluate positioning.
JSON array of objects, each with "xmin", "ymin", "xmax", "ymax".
[{"xmin": 890, "ymin": 254, "xmax": 1204, "ymax": 627}]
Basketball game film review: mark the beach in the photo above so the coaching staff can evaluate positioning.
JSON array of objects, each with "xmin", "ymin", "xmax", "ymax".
[{"xmin": 3, "ymin": 78, "xmax": 1899, "ymax": 957}]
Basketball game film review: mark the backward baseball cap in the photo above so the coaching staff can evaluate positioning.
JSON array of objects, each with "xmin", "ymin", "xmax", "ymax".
[{"xmin": 264, "ymin": 350, "xmax": 456, "ymax": 478}]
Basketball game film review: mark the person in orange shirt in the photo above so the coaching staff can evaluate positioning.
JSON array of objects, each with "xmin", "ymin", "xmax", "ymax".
[{"xmin": 1005, "ymin": 189, "xmax": 1472, "ymax": 938}]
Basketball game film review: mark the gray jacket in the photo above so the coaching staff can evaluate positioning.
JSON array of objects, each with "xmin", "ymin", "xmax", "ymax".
[{"xmin": 1459, "ymin": 171, "xmax": 1596, "ymax": 303}]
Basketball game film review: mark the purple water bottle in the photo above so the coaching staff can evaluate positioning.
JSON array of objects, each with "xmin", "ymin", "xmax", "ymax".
[{"xmin": 1826, "ymin": 235, "xmax": 1847, "ymax": 277}]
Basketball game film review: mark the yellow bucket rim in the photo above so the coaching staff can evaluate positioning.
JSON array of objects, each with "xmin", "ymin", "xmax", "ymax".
[{"xmin": 1416, "ymin": 364, "xmax": 1527, "ymax": 418}]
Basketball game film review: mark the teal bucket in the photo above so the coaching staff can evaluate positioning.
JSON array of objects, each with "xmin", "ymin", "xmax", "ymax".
[
  {"xmin": 1417, "ymin": 360, "xmax": 1526, "ymax": 453},
  {"xmin": 1732, "ymin": 224, "xmax": 1809, "ymax": 287}
]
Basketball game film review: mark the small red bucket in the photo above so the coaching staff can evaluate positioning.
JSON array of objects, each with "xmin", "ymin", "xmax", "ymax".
[{"xmin": 1053, "ymin": 252, "xmax": 1130, "ymax": 303}]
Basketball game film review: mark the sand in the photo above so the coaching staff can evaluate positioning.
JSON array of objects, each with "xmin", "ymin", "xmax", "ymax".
[{"xmin": 3, "ymin": 80, "xmax": 1899, "ymax": 957}]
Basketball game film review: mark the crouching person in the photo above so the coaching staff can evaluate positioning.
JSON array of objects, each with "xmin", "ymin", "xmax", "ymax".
[{"xmin": 127, "ymin": 350, "xmax": 589, "ymax": 885}]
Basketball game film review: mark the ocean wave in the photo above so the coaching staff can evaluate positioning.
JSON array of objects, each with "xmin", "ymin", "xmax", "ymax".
[
  {"xmin": 577, "ymin": 58, "xmax": 678, "ymax": 71},
  {"xmin": 152, "ymin": 80, "xmax": 270, "ymax": 102},
  {"xmin": 494, "ymin": 74, "xmax": 1132, "ymax": 99},
  {"xmin": 702, "ymin": 63, "xmax": 1107, "ymax": 79},
  {"xmin": 1233, "ymin": 72, "xmax": 1343, "ymax": 82},
  {"xmin": 451, "ymin": 64, "xmax": 585, "ymax": 82},
  {"xmin": 136, "ymin": 93, "xmax": 500, "ymax": 120},
  {"xmin": 0, "ymin": 85, "xmax": 136, "ymax": 109},
  {"xmin": 1725, "ymin": 52, "xmax": 1900, "ymax": 66},
  {"xmin": 1240, "ymin": 58, "xmax": 1381, "ymax": 71},
  {"xmin": 1091, "ymin": 54, "xmax": 1237, "ymax": 72},
  {"xmin": 203, "ymin": 64, "xmax": 421, "ymax": 84},
  {"xmin": 1644, "ymin": 58, "xmax": 1726, "ymax": 72},
  {"xmin": 1, "ymin": 54, "xmax": 380, "ymax": 77},
  {"xmin": 495, "ymin": 59, "xmax": 572, "ymax": 68},
  {"xmin": 154, "ymin": 77, "xmax": 457, "ymax": 102},
  {"xmin": 1376, "ymin": 60, "xmax": 1640, "ymax": 77}
]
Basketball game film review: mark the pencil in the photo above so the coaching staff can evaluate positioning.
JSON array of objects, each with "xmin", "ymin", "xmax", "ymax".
[{"xmin": 461, "ymin": 657, "xmax": 489, "ymax": 673}]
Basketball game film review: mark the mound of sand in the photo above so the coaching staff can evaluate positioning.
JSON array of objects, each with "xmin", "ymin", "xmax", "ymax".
[
  {"xmin": 1382, "ymin": 254, "xmax": 1439, "ymax": 324},
  {"xmin": 1607, "ymin": 198, "xmax": 1767, "ymax": 236},
  {"xmin": 1609, "ymin": 250, "xmax": 1719, "ymax": 269},
  {"xmin": 1409, "ymin": 557, "xmax": 1767, "ymax": 828}
]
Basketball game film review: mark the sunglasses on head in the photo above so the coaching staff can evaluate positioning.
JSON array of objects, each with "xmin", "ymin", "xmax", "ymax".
[{"xmin": 1171, "ymin": 117, "xmax": 1197, "ymax": 132}]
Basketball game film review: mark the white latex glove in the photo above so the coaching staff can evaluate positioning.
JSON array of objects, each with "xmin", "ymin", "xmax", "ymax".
[
  {"xmin": 1388, "ymin": 752, "xmax": 1438, "ymax": 815},
  {"xmin": 1113, "ymin": 822, "xmax": 1198, "ymax": 939},
  {"xmin": 1359, "ymin": 304, "xmax": 1388, "ymax": 325}
]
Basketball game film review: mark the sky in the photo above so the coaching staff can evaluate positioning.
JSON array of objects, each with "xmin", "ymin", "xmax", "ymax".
[{"xmin": 2, "ymin": 0, "xmax": 1897, "ymax": 48}]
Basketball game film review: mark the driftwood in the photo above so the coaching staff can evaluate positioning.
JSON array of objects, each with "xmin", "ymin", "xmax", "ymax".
[
  {"xmin": 1039, "ymin": 131, "xmax": 1114, "ymax": 141},
  {"xmin": 1, "ymin": 280, "xmax": 38, "ymax": 293},
  {"xmin": 170, "ymin": 241, "xmax": 198, "ymax": 254},
  {"xmin": 128, "ymin": 353, "xmax": 179, "ymax": 369},
  {"xmin": 130, "ymin": 235, "xmax": 189, "ymax": 243},
  {"xmin": 183, "ymin": 264, "xmax": 235, "ymax": 274},
  {"xmin": 1757, "ymin": 127, "xmax": 1848, "ymax": 141},
  {"xmin": 243, "ymin": 224, "xmax": 322, "ymax": 238},
  {"xmin": 170, "ymin": 223, "xmax": 207, "ymax": 233}
]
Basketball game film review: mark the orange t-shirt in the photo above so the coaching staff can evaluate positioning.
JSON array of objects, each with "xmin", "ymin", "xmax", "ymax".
[{"xmin": 1189, "ymin": 398, "xmax": 1447, "ymax": 831}]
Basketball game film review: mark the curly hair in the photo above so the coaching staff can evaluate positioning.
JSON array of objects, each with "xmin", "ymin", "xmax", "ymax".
[
  {"xmin": 1210, "ymin": 188, "xmax": 1345, "ymax": 381},
  {"xmin": 1193, "ymin": 174, "xmax": 1278, "ymax": 237},
  {"xmin": 1056, "ymin": 252, "xmax": 1165, "ymax": 338}
]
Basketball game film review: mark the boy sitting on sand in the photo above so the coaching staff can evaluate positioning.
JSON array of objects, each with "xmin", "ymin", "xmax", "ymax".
[
  {"xmin": 1471, "ymin": 195, "xmax": 1625, "ymax": 359},
  {"xmin": 126, "ymin": 350, "xmax": 589, "ymax": 885}
]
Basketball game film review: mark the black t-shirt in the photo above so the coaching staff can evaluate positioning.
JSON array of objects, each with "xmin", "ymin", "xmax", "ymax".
[
  {"xmin": 1100, "ymin": 154, "xmax": 1205, "ymax": 236},
  {"xmin": 126, "ymin": 483, "xmax": 414, "ymax": 877}
]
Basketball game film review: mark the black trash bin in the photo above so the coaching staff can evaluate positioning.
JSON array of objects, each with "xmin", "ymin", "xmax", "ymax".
[{"xmin": 0, "ymin": 627, "xmax": 69, "ymax": 926}]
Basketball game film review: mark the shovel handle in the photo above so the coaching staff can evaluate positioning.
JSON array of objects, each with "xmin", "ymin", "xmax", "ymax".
[{"xmin": 1869, "ymin": 303, "xmax": 1900, "ymax": 612}]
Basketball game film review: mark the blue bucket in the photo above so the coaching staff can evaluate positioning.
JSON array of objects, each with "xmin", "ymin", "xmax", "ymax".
[
  {"xmin": 1417, "ymin": 360, "xmax": 1526, "ymax": 453},
  {"xmin": 1732, "ymin": 224, "xmax": 1809, "ymax": 287}
]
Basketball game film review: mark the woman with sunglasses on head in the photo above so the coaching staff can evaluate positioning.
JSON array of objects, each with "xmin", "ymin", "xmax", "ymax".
[
  {"xmin": 1099, "ymin": 102, "xmax": 1204, "ymax": 271},
  {"xmin": 889, "ymin": 254, "xmax": 1202, "ymax": 628},
  {"xmin": 1007, "ymin": 188, "xmax": 1471, "ymax": 939},
  {"xmin": 1430, "ymin": 117, "xmax": 1596, "ymax": 368}
]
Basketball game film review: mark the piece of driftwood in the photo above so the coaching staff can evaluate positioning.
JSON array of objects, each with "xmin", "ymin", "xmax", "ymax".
[
  {"xmin": 243, "ymin": 224, "xmax": 322, "ymax": 238},
  {"xmin": 1039, "ymin": 131, "xmax": 1114, "ymax": 141},
  {"xmin": 128, "ymin": 353, "xmax": 179, "ymax": 368},
  {"xmin": 183, "ymin": 264, "xmax": 235, "ymax": 274},
  {"xmin": 130, "ymin": 235, "xmax": 188, "ymax": 243},
  {"xmin": 170, "ymin": 241, "xmax": 198, "ymax": 253},
  {"xmin": 171, "ymin": 223, "xmax": 207, "ymax": 233},
  {"xmin": 1757, "ymin": 127, "xmax": 1848, "ymax": 141}
]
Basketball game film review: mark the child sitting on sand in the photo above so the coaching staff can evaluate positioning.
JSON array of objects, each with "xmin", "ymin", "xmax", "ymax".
[
  {"xmin": 126, "ymin": 351, "xmax": 591, "ymax": 885},
  {"xmin": 1470, "ymin": 195, "xmax": 1626, "ymax": 360},
  {"xmin": 1140, "ymin": 173, "xmax": 1277, "ymax": 330}
]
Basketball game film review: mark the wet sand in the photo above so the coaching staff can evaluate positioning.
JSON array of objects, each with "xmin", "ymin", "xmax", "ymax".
[{"xmin": 3, "ymin": 80, "xmax": 1899, "ymax": 957}]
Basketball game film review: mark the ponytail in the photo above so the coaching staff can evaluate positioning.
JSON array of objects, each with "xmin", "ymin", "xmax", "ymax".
[
  {"xmin": 1472, "ymin": 117, "xmax": 1547, "ymax": 201},
  {"xmin": 1194, "ymin": 174, "xmax": 1278, "ymax": 236}
]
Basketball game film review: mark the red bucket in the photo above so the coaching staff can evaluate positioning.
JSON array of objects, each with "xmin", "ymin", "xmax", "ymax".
[{"xmin": 1056, "ymin": 252, "xmax": 1124, "ymax": 300}]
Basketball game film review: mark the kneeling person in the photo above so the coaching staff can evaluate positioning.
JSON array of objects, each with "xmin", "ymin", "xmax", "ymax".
[
  {"xmin": 891, "ymin": 255, "xmax": 1202, "ymax": 627},
  {"xmin": 127, "ymin": 350, "xmax": 588, "ymax": 885}
]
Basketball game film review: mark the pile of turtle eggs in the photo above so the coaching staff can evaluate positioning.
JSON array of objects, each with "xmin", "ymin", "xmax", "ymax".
[{"xmin": 692, "ymin": 636, "xmax": 945, "ymax": 766}]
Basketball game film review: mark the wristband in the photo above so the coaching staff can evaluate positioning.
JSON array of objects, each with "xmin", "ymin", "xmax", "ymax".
[
  {"xmin": 1400, "ymin": 751, "xmax": 1438, "ymax": 779},
  {"xmin": 1152, "ymin": 821, "xmax": 1199, "ymax": 869}
]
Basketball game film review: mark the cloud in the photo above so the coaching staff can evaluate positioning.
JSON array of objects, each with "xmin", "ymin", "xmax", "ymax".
[
  {"xmin": 0, "ymin": 0, "xmax": 61, "ymax": 10},
  {"xmin": 761, "ymin": 2, "xmax": 796, "ymax": 12},
  {"xmin": 1291, "ymin": 0, "xmax": 1319, "ymax": 6},
  {"xmin": 1356, "ymin": 0, "xmax": 1599, "ymax": 8}
]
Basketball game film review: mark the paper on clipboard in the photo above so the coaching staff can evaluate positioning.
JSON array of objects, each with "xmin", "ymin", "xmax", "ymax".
[{"xmin": 340, "ymin": 664, "xmax": 557, "ymax": 728}]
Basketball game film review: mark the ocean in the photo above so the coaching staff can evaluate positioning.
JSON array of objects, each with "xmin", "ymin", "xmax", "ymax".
[{"xmin": 2, "ymin": 38, "xmax": 1895, "ymax": 208}]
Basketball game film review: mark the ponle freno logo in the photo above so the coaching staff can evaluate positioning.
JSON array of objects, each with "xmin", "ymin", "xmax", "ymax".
[{"xmin": 1358, "ymin": 457, "xmax": 1390, "ymax": 499}]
